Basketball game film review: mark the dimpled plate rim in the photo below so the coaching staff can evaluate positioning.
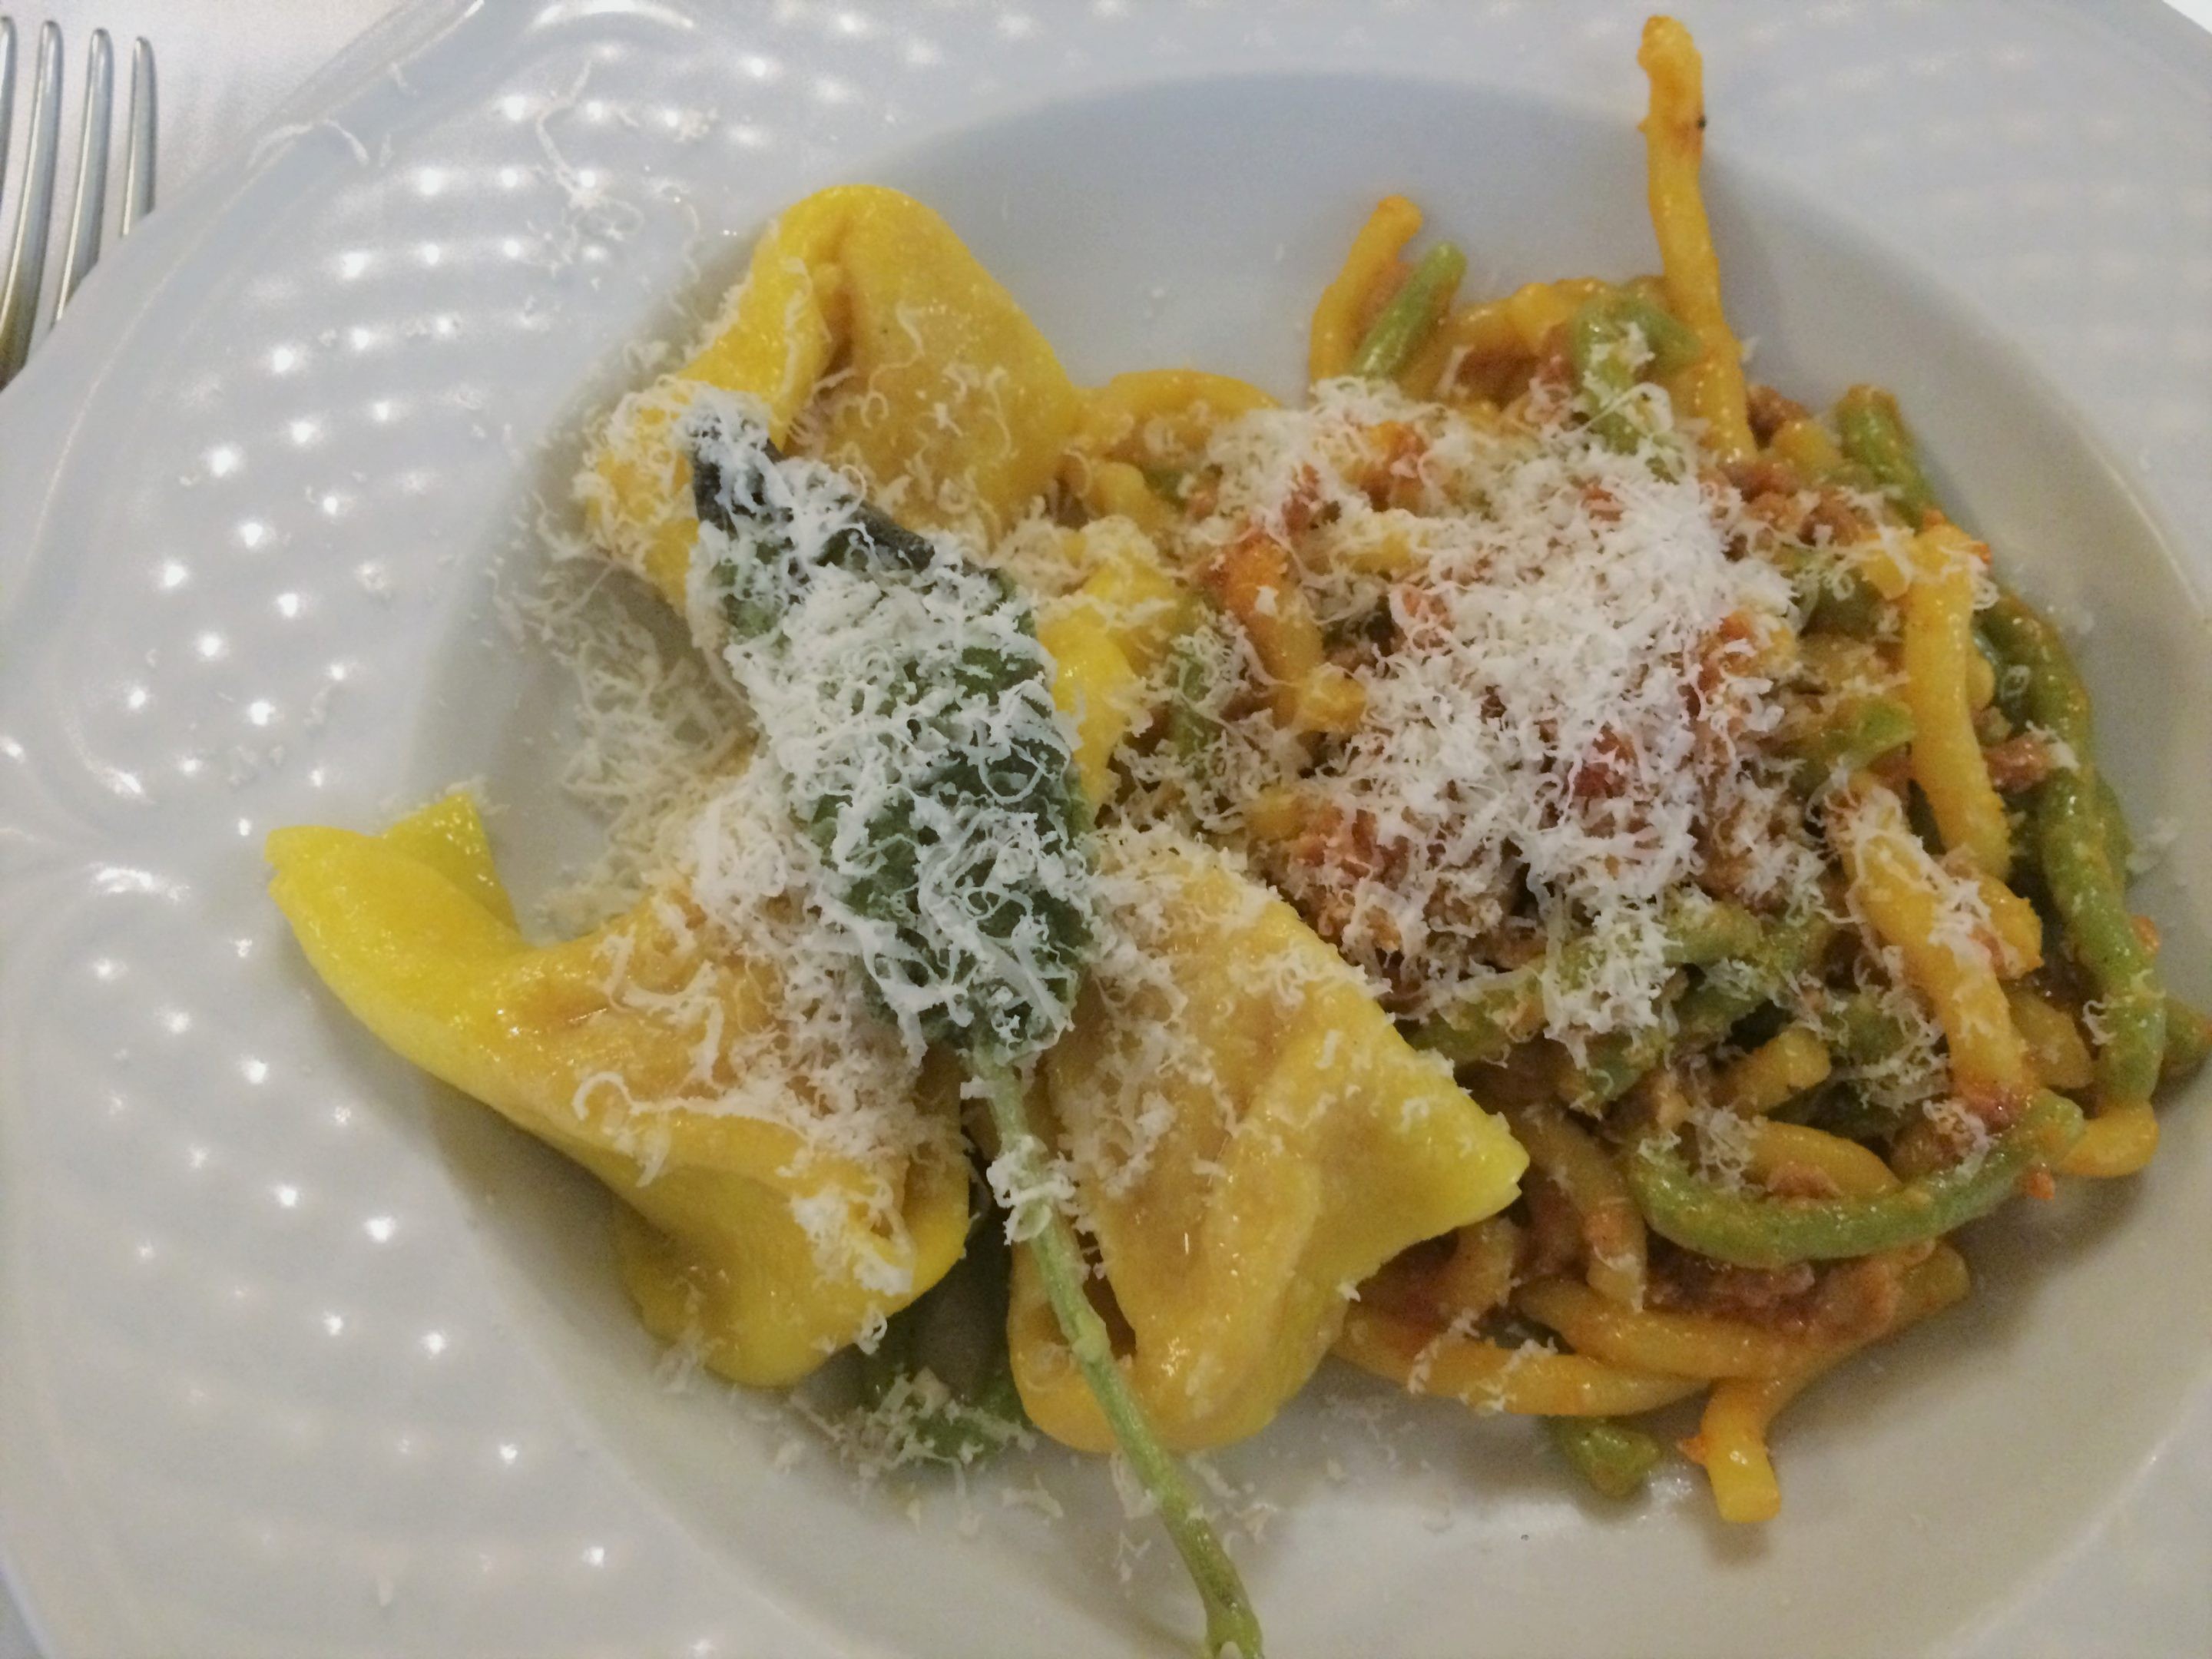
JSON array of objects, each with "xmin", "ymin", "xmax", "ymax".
[{"xmin": 0, "ymin": 2, "xmax": 2208, "ymax": 1657}]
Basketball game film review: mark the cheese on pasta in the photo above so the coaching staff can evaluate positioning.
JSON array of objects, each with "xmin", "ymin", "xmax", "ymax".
[{"xmin": 1175, "ymin": 377, "xmax": 1816, "ymax": 1041}]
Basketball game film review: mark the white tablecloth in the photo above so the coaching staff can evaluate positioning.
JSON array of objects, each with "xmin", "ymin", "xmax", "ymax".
[{"xmin": 1, "ymin": 0, "xmax": 2208, "ymax": 1654}]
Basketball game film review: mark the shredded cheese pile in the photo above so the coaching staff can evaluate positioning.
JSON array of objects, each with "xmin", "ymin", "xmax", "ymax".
[{"xmin": 1181, "ymin": 379, "xmax": 1816, "ymax": 1039}]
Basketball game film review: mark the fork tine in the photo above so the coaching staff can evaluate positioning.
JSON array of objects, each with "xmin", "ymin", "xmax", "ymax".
[
  {"xmin": 0, "ymin": 22, "xmax": 18, "ymax": 202},
  {"xmin": 51, "ymin": 29, "xmax": 114, "ymax": 324},
  {"xmin": 121, "ymin": 36, "xmax": 154, "ymax": 234},
  {"xmin": 0, "ymin": 21, "xmax": 65, "ymax": 382}
]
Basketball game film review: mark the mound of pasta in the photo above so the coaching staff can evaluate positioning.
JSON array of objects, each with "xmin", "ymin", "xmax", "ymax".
[{"xmin": 266, "ymin": 15, "xmax": 2202, "ymax": 1654}]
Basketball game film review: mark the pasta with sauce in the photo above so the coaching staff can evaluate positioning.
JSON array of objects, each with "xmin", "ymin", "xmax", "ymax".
[{"xmin": 265, "ymin": 15, "xmax": 2203, "ymax": 1653}]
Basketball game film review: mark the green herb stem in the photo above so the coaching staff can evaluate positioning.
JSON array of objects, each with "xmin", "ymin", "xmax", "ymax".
[{"xmin": 975, "ymin": 1055, "xmax": 1264, "ymax": 1659}]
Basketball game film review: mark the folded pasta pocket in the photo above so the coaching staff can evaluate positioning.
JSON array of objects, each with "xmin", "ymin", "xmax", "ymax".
[
  {"xmin": 1009, "ymin": 832, "xmax": 1528, "ymax": 1451},
  {"xmin": 581, "ymin": 182, "xmax": 1081, "ymax": 608},
  {"xmin": 1035, "ymin": 518, "xmax": 1201, "ymax": 804},
  {"xmin": 267, "ymin": 794, "xmax": 968, "ymax": 1388}
]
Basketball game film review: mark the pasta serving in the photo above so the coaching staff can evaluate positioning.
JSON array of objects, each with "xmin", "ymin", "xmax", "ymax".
[{"xmin": 264, "ymin": 16, "xmax": 2202, "ymax": 1655}]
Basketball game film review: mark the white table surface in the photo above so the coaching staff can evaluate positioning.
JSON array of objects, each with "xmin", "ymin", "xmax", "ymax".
[{"xmin": 1, "ymin": 1, "xmax": 2208, "ymax": 1655}]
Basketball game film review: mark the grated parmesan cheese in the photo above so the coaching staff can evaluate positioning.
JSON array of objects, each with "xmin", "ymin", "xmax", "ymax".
[
  {"xmin": 2128, "ymin": 815, "xmax": 2181, "ymax": 879},
  {"xmin": 502, "ymin": 548, "xmax": 750, "ymax": 934},
  {"xmin": 1687, "ymin": 1101, "xmax": 1756, "ymax": 1189},
  {"xmin": 1171, "ymin": 377, "xmax": 1811, "ymax": 1045},
  {"xmin": 789, "ymin": 1366, "xmax": 1031, "ymax": 1485},
  {"xmin": 682, "ymin": 387, "xmax": 1095, "ymax": 1061},
  {"xmin": 500, "ymin": 525, "xmax": 955, "ymax": 1288},
  {"xmin": 1839, "ymin": 946, "xmax": 1950, "ymax": 1118}
]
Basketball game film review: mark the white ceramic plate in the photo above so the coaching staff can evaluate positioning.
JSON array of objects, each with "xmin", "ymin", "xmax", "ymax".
[{"xmin": 3, "ymin": 2, "xmax": 2210, "ymax": 1655}]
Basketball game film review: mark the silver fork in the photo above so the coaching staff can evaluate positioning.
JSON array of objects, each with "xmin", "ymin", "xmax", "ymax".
[{"xmin": 0, "ymin": 19, "xmax": 156, "ymax": 387}]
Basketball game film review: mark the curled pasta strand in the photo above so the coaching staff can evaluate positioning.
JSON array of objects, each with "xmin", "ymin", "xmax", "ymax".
[
  {"xmin": 1334, "ymin": 1303, "xmax": 1702, "ymax": 1417},
  {"xmin": 1515, "ymin": 1277, "xmax": 1820, "ymax": 1381},
  {"xmin": 1637, "ymin": 16, "xmax": 1754, "ymax": 460},
  {"xmin": 1687, "ymin": 1246, "xmax": 1970, "ymax": 1523},
  {"xmin": 1711, "ymin": 1028, "xmax": 1833, "ymax": 1118},
  {"xmin": 1501, "ymin": 1101, "xmax": 1648, "ymax": 1306},
  {"xmin": 1310, "ymin": 196, "xmax": 1422, "ymax": 382},
  {"xmin": 1901, "ymin": 528, "xmax": 2012, "ymax": 877},
  {"xmin": 1736, "ymin": 1118, "xmax": 1898, "ymax": 1199},
  {"xmin": 1830, "ymin": 778, "xmax": 2035, "ymax": 1114}
]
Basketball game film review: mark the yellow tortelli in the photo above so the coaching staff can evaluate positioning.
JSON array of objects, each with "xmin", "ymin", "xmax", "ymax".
[
  {"xmin": 1008, "ymin": 833, "xmax": 1527, "ymax": 1451},
  {"xmin": 267, "ymin": 795, "xmax": 969, "ymax": 1387}
]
